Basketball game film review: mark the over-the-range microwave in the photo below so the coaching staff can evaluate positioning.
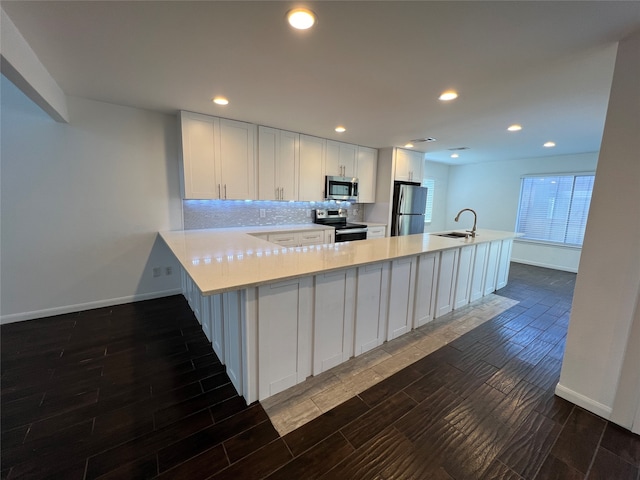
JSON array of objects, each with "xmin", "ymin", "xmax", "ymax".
[{"xmin": 325, "ymin": 176, "xmax": 359, "ymax": 202}]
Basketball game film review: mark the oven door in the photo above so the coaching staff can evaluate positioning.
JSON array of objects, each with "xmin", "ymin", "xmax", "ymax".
[
  {"xmin": 325, "ymin": 176, "xmax": 358, "ymax": 202},
  {"xmin": 335, "ymin": 227, "xmax": 368, "ymax": 242}
]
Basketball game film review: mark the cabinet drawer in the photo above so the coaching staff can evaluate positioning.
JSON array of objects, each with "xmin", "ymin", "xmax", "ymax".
[
  {"xmin": 299, "ymin": 231, "xmax": 324, "ymax": 245},
  {"xmin": 367, "ymin": 226, "xmax": 386, "ymax": 239},
  {"xmin": 268, "ymin": 233, "xmax": 299, "ymax": 247}
]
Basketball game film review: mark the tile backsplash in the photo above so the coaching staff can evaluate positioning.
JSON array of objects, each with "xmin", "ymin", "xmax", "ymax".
[{"xmin": 183, "ymin": 200, "xmax": 365, "ymax": 230}]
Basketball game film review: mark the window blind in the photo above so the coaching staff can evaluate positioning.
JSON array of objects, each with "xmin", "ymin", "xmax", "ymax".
[{"xmin": 516, "ymin": 174, "xmax": 595, "ymax": 246}]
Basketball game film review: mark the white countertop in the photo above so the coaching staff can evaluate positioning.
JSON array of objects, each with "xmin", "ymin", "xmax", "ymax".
[{"xmin": 159, "ymin": 228, "xmax": 518, "ymax": 296}]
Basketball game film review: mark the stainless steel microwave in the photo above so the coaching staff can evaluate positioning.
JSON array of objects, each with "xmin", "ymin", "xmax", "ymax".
[{"xmin": 325, "ymin": 176, "xmax": 359, "ymax": 202}]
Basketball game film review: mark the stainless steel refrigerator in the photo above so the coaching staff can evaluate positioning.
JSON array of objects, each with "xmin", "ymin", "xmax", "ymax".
[{"xmin": 391, "ymin": 181, "xmax": 428, "ymax": 236}]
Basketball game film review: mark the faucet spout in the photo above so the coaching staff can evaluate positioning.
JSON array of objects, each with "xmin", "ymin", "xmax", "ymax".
[{"xmin": 454, "ymin": 208, "xmax": 477, "ymax": 237}]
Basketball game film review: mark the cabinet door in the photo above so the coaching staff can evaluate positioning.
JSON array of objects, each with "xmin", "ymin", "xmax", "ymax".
[
  {"xmin": 179, "ymin": 111, "xmax": 219, "ymax": 199},
  {"xmin": 210, "ymin": 294, "xmax": 224, "ymax": 362},
  {"xmin": 223, "ymin": 291, "xmax": 244, "ymax": 395},
  {"xmin": 325, "ymin": 140, "xmax": 342, "ymax": 176},
  {"xmin": 470, "ymin": 242, "xmax": 489, "ymax": 302},
  {"xmin": 454, "ymin": 245, "xmax": 476, "ymax": 309},
  {"xmin": 218, "ymin": 118, "xmax": 257, "ymax": 200},
  {"xmin": 313, "ymin": 269, "xmax": 356, "ymax": 374},
  {"xmin": 367, "ymin": 226, "xmax": 386, "ymax": 239},
  {"xmin": 435, "ymin": 249, "xmax": 459, "ymax": 318},
  {"xmin": 414, "ymin": 252, "xmax": 439, "ymax": 327},
  {"xmin": 324, "ymin": 229, "xmax": 335, "ymax": 244},
  {"xmin": 257, "ymin": 126, "xmax": 278, "ymax": 200},
  {"xmin": 395, "ymin": 148, "xmax": 423, "ymax": 182},
  {"xmin": 279, "ymin": 130, "xmax": 299, "ymax": 201},
  {"xmin": 357, "ymin": 146, "xmax": 377, "ymax": 203},
  {"xmin": 299, "ymin": 135, "xmax": 326, "ymax": 201},
  {"xmin": 299, "ymin": 231, "xmax": 324, "ymax": 246},
  {"xmin": 355, "ymin": 263, "xmax": 390, "ymax": 355},
  {"xmin": 339, "ymin": 143, "xmax": 357, "ymax": 177},
  {"xmin": 268, "ymin": 232, "xmax": 299, "ymax": 247},
  {"xmin": 258, "ymin": 277, "xmax": 313, "ymax": 400},
  {"xmin": 496, "ymin": 239, "xmax": 513, "ymax": 289},
  {"xmin": 387, "ymin": 257, "xmax": 417, "ymax": 340},
  {"xmin": 484, "ymin": 241, "xmax": 502, "ymax": 295}
]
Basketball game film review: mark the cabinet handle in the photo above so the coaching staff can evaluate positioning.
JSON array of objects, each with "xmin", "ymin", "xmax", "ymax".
[
  {"xmin": 280, "ymin": 187, "xmax": 284, "ymax": 199},
  {"xmin": 218, "ymin": 184, "xmax": 221, "ymax": 198},
  {"xmin": 224, "ymin": 184, "xmax": 227, "ymax": 199},
  {"xmin": 275, "ymin": 187, "xmax": 279, "ymax": 200}
]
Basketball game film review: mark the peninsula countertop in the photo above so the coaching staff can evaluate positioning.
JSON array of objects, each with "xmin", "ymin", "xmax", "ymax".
[{"xmin": 159, "ymin": 228, "xmax": 518, "ymax": 296}]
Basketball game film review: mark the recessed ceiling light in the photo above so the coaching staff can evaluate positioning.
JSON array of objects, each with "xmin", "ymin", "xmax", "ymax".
[
  {"xmin": 450, "ymin": 153, "xmax": 459, "ymax": 158},
  {"xmin": 335, "ymin": 126, "xmax": 346, "ymax": 133},
  {"xmin": 439, "ymin": 91, "xmax": 458, "ymax": 101},
  {"xmin": 287, "ymin": 8, "xmax": 316, "ymax": 30},
  {"xmin": 213, "ymin": 96, "xmax": 229, "ymax": 105},
  {"xmin": 404, "ymin": 143, "xmax": 414, "ymax": 148},
  {"xmin": 543, "ymin": 141, "xmax": 556, "ymax": 148},
  {"xmin": 507, "ymin": 124, "xmax": 522, "ymax": 132}
]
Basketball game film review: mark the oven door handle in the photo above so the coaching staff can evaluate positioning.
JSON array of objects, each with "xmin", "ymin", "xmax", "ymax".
[{"xmin": 335, "ymin": 228, "xmax": 368, "ymax": 235}]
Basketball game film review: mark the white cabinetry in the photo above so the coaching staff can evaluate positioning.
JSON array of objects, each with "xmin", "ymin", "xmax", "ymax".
[
  {"xmin": 223, "ymin": 291, "xmax": 244, "ymax": 395},
  {"xmin": 435, "ymin": 249, "xmax": 459, "ymax": 318},
  {"xmin": 324, "ymin": 229, "xmax": 335, "ymax": 244},
  {"xmin": 267, "ymin": 229, "xmax": 329, "ymax": 247},
  {"xmin": 496, "ymin": 239, "xmax": 513, "ymax": 290},
  {"xmin": 178, "ymin": 111, "xmax": 257, "ymax": 200},
  {"xmin": 326, "ymin": 140, "xmax": 357, "ymax": 178},
  {"xmin": 258, "ymin": 126, "xmax": 299, "ymax": 201},
  {"xmin": 367, "ymin": 226, "xmax": 386, "ymax": 239},
  {"xmin": 454, "ymin": 245, "xmax": 476, "ymax": 309},
  {"xmin": 299, "ymin": 135, "xmax": 326, "ymax": 201},
  {"xmin": 313, "ymin": 269, "xmax": 356, "ymax": 374},
  {"xmin": 414, "ymin": 252, "xmax": 439, "ymax": 327},
  {"xmin": 470, "ymin": 242, "xmax": 489, "ymax": 302},
  {"xmin": 354, "ymin": 263, "xmax": 390, "ymax": 355},
  {"xmin": 257, "ymin": 277, "xmax": 313, "ymax": 400},
  {"xmin": 484, "ymin": 241, "xmax": 502, "ymax": 295},
  {"xmin": 387, "ymin": 257, "xmax": 417, "ymax": 340},
  {"xmin": 357, "ymin": 146, "xmax": 378, "ymax": 203},
  {"xmin": 395, "ymin": 148, "xmax": 424, "ymax": 182}
]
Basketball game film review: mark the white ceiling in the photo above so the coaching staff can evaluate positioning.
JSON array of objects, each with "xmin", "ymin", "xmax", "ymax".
[{"xmin": 3, "ymin": 1, "xmax": 639, "ymax": 165}]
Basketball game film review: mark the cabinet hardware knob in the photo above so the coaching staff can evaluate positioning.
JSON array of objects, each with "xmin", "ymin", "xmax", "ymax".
[{"xmin": 218, "ymin": 184, "xmax": 221, "ymax": 198}]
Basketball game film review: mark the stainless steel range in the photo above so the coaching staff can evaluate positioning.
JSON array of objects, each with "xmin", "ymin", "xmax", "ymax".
[{"xmin": 312, "ymin": 209, "xmax": 368, "ymax": 242}]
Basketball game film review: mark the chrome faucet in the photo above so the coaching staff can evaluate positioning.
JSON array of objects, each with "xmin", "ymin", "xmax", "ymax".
[{"xmin": 454, "ymin": 208, "xmax": 478, "ymax": 238}]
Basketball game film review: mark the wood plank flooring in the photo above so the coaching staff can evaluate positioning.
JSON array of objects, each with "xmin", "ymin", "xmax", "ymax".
[{"xmin": 2, "ymin": 263, "xmax": 639, "ymax": 479}]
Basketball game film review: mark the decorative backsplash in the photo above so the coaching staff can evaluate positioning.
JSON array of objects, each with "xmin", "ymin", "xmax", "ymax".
[{"xmin": 183, "ymin": 200, "xmax": 365, "ymax": 230}]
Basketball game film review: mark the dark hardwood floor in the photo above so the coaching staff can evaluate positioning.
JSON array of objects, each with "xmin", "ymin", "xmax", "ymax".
[{"xmin": 2, "ymin": 263, "xmax": 639, "ymax": 479}]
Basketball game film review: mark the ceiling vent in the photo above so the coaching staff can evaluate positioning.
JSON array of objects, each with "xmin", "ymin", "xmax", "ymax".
[
  {"xmin": 448, "ymin": 146, "xmax": 470, "ymax": 151},
  {"xmin": 411, "ymin": 137, "xmax": 437, "ymax": 143}
]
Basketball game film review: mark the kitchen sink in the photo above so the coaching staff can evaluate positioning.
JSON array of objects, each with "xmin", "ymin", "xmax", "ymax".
[{"xmin": 434, "ymin": 232, "xmax": 469, "ymax": 238}]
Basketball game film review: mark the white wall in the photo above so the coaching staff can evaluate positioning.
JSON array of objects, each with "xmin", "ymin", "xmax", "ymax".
[
  {"xmin": 443, "ymin": 152, "xmax": 598, "ymax": 272},
  {"xmin": 1, "ymin": 76, "xmax": 183, "ymax": 322},
  {"xmin": 422, "ymin": 160, "xmax": 450, "ymax": 233},
  {"xmin": 557, "ymin": 30, "xmax": 640, "ymax": 428}
]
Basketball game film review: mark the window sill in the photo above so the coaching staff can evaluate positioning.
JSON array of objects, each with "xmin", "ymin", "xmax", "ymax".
[{"xmin": 514, "ymin": 238, "xmax": 582, "ymax": 250}]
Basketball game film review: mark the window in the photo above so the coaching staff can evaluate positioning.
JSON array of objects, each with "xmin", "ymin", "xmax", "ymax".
[
  {"xmin": 422, "ymin": 178, "xmax": 435, "ymax": 223},
  {"xmin": 516, "ymin": 173, "xmax": 595, "ymax": 246}
]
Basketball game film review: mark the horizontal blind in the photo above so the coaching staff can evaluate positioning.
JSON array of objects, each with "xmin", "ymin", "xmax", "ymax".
[
  {"xmin": 516, "ymin": 174, "xmax": 595, "ymax": 246},
  {"xmin": 422, "ymin": 178, "xmax": 435, "ymax": 223}
]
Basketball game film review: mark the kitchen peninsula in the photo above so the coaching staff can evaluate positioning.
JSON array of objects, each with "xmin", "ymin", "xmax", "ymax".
[{"xmin": 159, "ymin": 228, "xmax": 517, "ymax": 404}]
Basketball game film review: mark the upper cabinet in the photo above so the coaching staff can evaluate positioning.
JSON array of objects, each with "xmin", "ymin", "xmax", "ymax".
[
  {"xmin": 395, "ymin": 148, "xmax": 424, "ymax": 182},
  {"xmin": 178, "ymin": 111, "xmax": 257, "ymax": 200},
  {"xmin": 357, "ymin": 146, "xmax": 378, "ymax": 203},
  {"xmin": 299, "ymin": 135, "xmax": 326, "ymax": 202},
  {"xmin": 258, "ymin": 127, "xmax": 299, "ymax": 201},
  {"xmin": 326, "ymin": 140, "xmax": 357, "ymax": 178}
]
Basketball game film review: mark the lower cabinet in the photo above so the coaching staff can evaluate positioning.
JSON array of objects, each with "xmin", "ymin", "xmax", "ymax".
[
  {"xmin": 266, "ymin": 229, "xmax": 330, "ymax": 247},
  {"xmin": 367, "ymin": 226, "xmax": 386, "ymax": 239},
  {"xmin": 387, "ymin": 257, "xmax": 417, "ymax": 340},
  {"xmin": 454, "ymin": 245, "xmax": 476, "ymax": 309},
  {"xmin": 484, "ymin": 240, "xmax": 502, "ymax": 295},
  {"xmin": 496, "ymin": 239, "xmax": 513, "ymax": 290},
  {"xmin": 414, "ymin": 252, "xmax": 439, "ymax": 327},
  {"xmin": 257, "ymin": 277, "xmax": 313, "ymax": 400},
  {"xmin": 354, "ymin": 262, "xmax": 390, "ymax": 355},
  {"xmin": 313, "ymin": 269, "xmax": 356, "ymax": 374},
  {"xmin": 435, "ymin": 249, "xmax": 459, "ymax": 318},
  {"xmin": 223, "ymin": 291, "xmax": 244, "ymax": 395},
  {"xmin": 470, "ymin": 242, "xmax": 489, "ymax": 302}
]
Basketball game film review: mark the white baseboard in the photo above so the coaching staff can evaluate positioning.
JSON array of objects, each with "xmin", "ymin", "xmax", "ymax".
[
  {"xmin": 555, "ymin": 383, "xmax": 612, "ymax": 419},
  {"xmin": 510, "ymin": 259, "xmax": 578, "ymax": 273},
  {"xmin": 0, "ymin": 288, "xmax": 183, "ymax": 324}
]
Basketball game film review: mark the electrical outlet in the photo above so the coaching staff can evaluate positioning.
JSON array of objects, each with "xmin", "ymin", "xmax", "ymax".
[
  {"xmin": 165, "ymin": 266, "xmax": 173, "ymax": 276},
  {"xmin": 259, "ymin": 209, "xmax": 266, "ymax": 218},
  {"xmin": 152, "ymin": 267, "xmax": 162, "ymax": 278}
]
